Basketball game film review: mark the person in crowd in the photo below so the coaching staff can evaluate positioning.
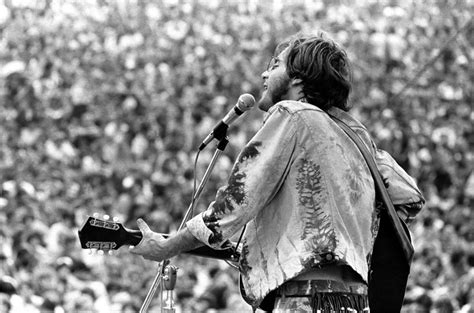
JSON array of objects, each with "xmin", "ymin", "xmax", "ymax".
[{"xmin": 130, "ymin": 31, "xmax": 425, "ymax": 312}]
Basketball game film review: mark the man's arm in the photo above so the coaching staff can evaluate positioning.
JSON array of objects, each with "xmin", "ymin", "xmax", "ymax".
[
  {"xmin": 185, "ymin": 105, "xmax": 298, "ymax": 250},
  {"xmin": 131, "ymin": 104, "xmax": 297, "ymax": 260},
  {"xmin": 130, "ymin": 219, "xmax": 204, "ymax": 262}
]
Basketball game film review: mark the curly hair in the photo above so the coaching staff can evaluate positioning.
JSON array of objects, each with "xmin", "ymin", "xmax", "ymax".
[{"xmin": 275, "ymin": 32, "xmax": 353, "ymax": 111}]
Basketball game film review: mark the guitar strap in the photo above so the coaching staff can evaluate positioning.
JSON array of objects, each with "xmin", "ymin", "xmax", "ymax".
[
  {"xmin": 328, "ymin": 113, "xmax": 413, "ymax": 312},
  {"xmin": 329, "ymin": 114, "xmax": 414, "ymax": 261}
]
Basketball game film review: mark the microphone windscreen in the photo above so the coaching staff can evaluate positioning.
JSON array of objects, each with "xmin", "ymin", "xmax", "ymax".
[{"xmin": 237, "ymin": 94, "xmax": 256, "ymax": 112}]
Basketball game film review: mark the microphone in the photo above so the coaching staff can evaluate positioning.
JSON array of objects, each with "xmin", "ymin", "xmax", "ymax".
[{"xmin": 199, "ymin": 93, "xmax": 255, "ymax": 150}]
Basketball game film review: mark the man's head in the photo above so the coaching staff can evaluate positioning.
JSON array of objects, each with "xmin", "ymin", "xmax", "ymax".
[{"xmin": 258, "ymin": 32, "xmax": 352, "ymax": 112}]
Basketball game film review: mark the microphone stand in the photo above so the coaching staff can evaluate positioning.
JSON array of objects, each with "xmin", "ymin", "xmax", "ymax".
[{"xmin": 139, "ymin": 137, "xmax": 230, "ymax": 313}]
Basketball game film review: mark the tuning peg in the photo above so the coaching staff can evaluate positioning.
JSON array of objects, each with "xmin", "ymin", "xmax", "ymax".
[
  {"xmin": 108, "ymin": 250, "xmax": 114, "ymax": 256},
  {"xmin": 103, "ymin": 214, "xmax": 110, "ymax": 221},
  {"xmin": 113, "ymin": 216, "xmax": 120, "ymax": 222},
  {"xmin": 93, "ymin": 212, "xmax": 99, "ymax": 218},
  {"xmin": 98, "ymin": 250, "xmax": 105, "ymax": 256}
]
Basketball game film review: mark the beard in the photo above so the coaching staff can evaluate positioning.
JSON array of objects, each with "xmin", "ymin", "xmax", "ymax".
[{"xmin": 257, "ymin": 76, "xmax": 291, "ymax": 111}]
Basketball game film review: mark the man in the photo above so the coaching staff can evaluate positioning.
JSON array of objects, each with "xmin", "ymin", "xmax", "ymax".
[{"xmin": 131, "ymin": 32, "xmax": 424, "ymax": 312}]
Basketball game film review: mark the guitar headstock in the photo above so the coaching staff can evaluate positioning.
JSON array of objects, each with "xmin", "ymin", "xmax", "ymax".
[
  {"xmin": 78, "ymin": 215, "xmax": 240, "ymax": 262},
  {"xmin": 78, "ymin": 215, "xmax": 142, "ymax": 254}
]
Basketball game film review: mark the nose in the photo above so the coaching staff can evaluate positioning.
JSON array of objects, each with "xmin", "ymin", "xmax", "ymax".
[{"xmin": 261, "ymin": 70, "xmax": 269, "ymax": 80}]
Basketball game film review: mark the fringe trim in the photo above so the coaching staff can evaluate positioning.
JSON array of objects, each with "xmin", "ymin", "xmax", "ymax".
[{"xmin": 310, "ymin": 293, "xmax": 368, "ymax": 312}]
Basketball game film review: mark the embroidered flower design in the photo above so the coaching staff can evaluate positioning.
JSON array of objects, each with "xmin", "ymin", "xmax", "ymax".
[{"xmin": 296, "ymin": 160, "xmax": 337, "ymax": 259}]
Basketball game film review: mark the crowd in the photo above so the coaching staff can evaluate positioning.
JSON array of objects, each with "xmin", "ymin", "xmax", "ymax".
[{"xmin": 0, "ymin": 0, "xmax": 472, "ymax": 312}]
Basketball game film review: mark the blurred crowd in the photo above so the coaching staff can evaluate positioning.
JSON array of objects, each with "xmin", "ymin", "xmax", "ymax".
[{"xmin": 0, "ymin": 0, "xmax": 472, "ymax": 312}]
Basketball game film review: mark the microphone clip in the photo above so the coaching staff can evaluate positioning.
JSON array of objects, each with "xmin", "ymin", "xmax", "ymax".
[{"xmin": 198, "ymin": 121, "xmax": 229, "ymax": 151}]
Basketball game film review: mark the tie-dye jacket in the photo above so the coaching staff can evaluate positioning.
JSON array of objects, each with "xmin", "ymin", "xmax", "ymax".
[{"xmin": 186, "ymin": 100, "xmax": 424, "ymax": 309}]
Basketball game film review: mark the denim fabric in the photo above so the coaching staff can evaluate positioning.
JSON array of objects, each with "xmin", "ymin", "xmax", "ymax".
[{"xmin": 186, "ymin": 101, "xmax": 424, "ymax": 309}]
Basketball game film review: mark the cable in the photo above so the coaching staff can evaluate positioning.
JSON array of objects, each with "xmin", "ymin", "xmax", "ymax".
[{"xmin": 188, "ymin": 149, "xmax": 201, "ymax": 221}]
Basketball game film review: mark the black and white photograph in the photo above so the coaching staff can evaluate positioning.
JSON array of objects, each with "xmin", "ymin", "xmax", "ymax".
[{"xmin": 0, "ymin": 0, "xmax": 472, "ymax": 312}]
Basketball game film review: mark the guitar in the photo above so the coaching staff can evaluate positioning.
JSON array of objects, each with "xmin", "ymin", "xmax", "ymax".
[{"xmin": 78, "ymin": 216, "xmax": 240, "ymax": 262}]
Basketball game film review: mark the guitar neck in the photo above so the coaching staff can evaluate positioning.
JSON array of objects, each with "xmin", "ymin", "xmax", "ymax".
[
  {"xmin": 124, "ymin": 229, "xmax": 143, "ymax": 246},
  {"xmin": 124, "ymin": 228, "xmax": 240, "ymax": 262}
]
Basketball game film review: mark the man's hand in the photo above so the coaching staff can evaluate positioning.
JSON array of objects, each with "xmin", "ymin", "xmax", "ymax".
[{"xmin": 129, "ymin": 219, "xmax": 173, "ymax": 262}]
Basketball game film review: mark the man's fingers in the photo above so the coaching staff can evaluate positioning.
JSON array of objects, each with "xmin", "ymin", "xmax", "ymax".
[
  {"xmin": 137, "ymin": 218, "xmax": 151, "ymax": 233},
  {"xmin": 129, "ymin": 219, "xmax": 149, "ymax": 252},
  {"xmin": 129, "ymin": 219, "xmax": 166, "ymax": 262}
]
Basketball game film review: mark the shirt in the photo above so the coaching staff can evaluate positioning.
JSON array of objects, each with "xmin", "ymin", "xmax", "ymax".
[{"xmin": 186, "ymin": 100, "xmax": 424, "ymax": 309}]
